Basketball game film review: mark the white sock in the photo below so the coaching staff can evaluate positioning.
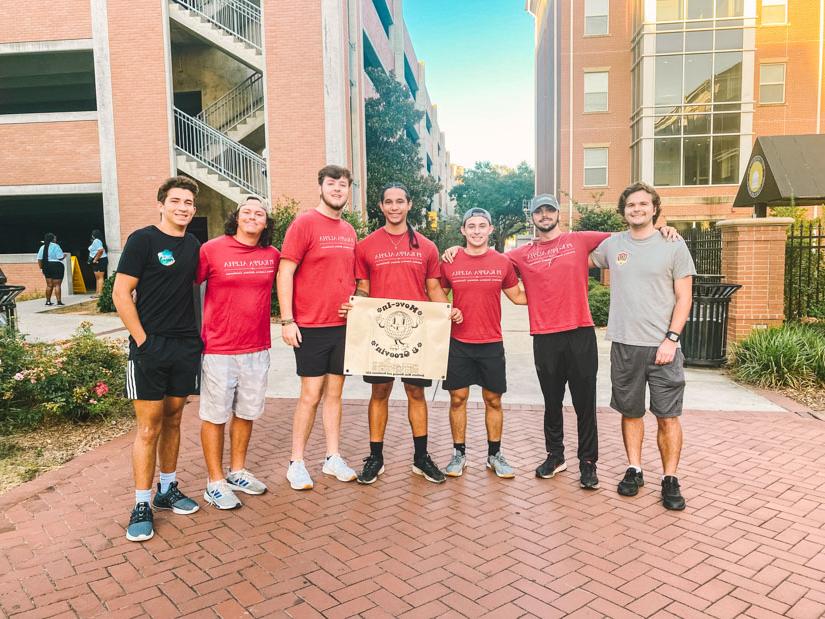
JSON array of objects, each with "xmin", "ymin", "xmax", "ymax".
[
  {"xmin": 135, "ymin": 489, "xmax": 152, "ymax": 505},
  {"xmin": 159, "ymin": 471, "xmax": 176, "ymax": 493}
]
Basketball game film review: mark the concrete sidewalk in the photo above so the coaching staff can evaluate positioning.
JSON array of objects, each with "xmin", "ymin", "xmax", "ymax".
[{"xmin": 15, "ymin": 292, "xmax": 786, "ymax": 412}]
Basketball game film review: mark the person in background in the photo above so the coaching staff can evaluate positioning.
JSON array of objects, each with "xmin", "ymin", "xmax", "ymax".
[
  {"xmin": 36, "ymin": 232, "xmax": 66, "ymax": 306},
  {"xmin": 89, "ymin": 229, "xmax": 108, "ymax": 297}
]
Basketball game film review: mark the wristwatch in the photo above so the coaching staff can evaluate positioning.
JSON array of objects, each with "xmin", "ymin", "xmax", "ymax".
[{"xmin": 665, "ymin": 331, "xmax": 680, "ymax": 343}]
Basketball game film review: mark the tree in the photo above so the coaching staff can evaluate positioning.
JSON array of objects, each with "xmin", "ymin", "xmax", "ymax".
[
  {"xmin": 569, "ymin": 191, "xmax": 626, "ymax": 232},
  {"xmin": 364, "ymin": 67, "xmax": 441, "ymax": 229},
  {"xmin": 449, "ymin": 161, "xmax": 534, "ymax": 251}
]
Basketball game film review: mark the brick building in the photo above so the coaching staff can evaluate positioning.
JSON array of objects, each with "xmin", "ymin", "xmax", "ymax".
[
  {"xmin": 0, "ymin": 0, "xmax": 452, "ymax": 292},
  {"xmin": 527, "ymin": 0, "xmax": 824, "ymax": 227}
]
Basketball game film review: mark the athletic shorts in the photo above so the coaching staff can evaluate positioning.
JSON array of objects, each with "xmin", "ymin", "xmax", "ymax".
[
  {"xmin": 442, "ymin": 339, "xmax": 507, "ymax": 393},
  {"xmin": 125, "ymin": 334, "xmax": 202, "ymax": 401},
  {"xmin": 293, "ymin": 325, "xmax": 345, "ymax": 377},
  {"xmin": 363, "ymin": 375, "xmax": 432, "ymax": 388},
  {"xmin": 42, "ymin": 261, "xmax": 64, "ymax": 280},
  {"xmin": 199, "ymin": 350, "xmax": 269, "ymax": 424},
  {"xmin": 609, "ymin": 342, "xmax": 686, "ymax": 419},
  {"xmin": 92, "ymin": 257, "xmax": 108, "ymax": 274}
]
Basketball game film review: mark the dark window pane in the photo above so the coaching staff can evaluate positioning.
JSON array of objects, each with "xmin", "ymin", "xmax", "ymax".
[
  {"xmin": 685, "ymin": 30, "xmax": 714, "ymax": 51},
  {"xmin": 655, "ymin": 115, "xmax": 682, "ymax": 136},
  {"xmin": 684, "ymin": 113, "xmax": 711, "ymax": 134},
  {"xmin": 657, "ymin": 32, "xmax": 684, "ymax": 52},
  {"xmin": 684, "ymin": 136, "xmax": 711, "ymax": 184},
  {"xmin": 714, "ymin": 52, "xmax": 742, "ymax": 102},
  {"xmin": 715, "ymin": 29, "xmax": 742, "ymax": 49},
  {"xmin": 712, "ymin": 135, "xmax": 739, "ymax": 183},
  {"xmin": 713, "ymin": 112, "xmax": 740, "ymax": 133},
  {"xmin": 656, "ymin": 56, "xmax": 684, "ymax": 106},
  {"xmin": 655, "ymin": 138, "xmax": 682, "ymax": 185},
  {"xmin": 684, "ymin": 53, "xmax": 713, "ymax": 103}
]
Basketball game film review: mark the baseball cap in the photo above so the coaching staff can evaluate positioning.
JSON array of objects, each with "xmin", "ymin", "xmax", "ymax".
[
  {"xmin": 530, "ymin": 193, "xmax": 560, "ymax": 213},
  {"xmin": 237, "ymin": 196, "xmax": 271, "ymax": 214},
  {"xmin": 461, "ymin": 208, "xmax": 493, "ymax": 225}
]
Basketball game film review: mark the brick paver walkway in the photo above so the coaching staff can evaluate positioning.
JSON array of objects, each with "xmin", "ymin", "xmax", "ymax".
[{"xmin": 2, "ymin": 399, "xmax": 825, "ymax": 618}]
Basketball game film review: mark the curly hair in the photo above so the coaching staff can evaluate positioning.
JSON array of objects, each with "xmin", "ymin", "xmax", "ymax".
[
  {"xmin": 157, "ymin": 176, "xmax": 199, "ymax": 203},
  {"xmin": 224, "ymin": 199, "xmax": 275, "ymax": 248},
  {"xmin": 617, "ymin": 182, "xmax": 661, "ymax": 224}
]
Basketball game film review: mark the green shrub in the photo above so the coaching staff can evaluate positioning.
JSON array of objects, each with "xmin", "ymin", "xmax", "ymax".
[
  {"xmin": 588, "ymin": 284, "xmax": 610, "ymax": 327},
  {"xmin": 97, "ymin": 273, "xmax": 117, "ymax": 312},
  {"xmin": 730, "ymin": 323, "xmax": 825, "ymax": 388},
  {"xmin": 0, "ymin": 323, "xmax": 130, "ymax": 431}
]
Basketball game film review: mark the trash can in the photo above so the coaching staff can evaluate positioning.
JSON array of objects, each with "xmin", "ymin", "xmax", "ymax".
[
  {"xmin": 681, "ymin": 278, "xmax": 741, "ymax": 367},
  {"xmin": 0, "ymin": 285, "xmax": 25, "ymax": 333}
]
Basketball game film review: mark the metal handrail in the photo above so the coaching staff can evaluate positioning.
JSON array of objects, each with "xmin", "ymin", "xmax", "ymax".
[
  {"xmin": 172, "ymin": 0, "xmax": 262, "ymax": 51},
  {"xmin": 197, "ymin": 73, "xmax": 264, "ymax": 133},
  {"xmin": 174, "ymin": 107, "xmax": 268, "ymax": 197}
]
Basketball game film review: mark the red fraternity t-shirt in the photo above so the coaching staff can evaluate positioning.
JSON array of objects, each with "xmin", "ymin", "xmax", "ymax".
[
  {"xmin": 440, "ymin": 248, "xmax": 519, "ymax": 343},
  {"xmin": 355, "ymin": 228, "xmax": 440, "ymax": 301},
  {"xmin": 195, "ymin": 235, "xmax": 280, "ymax": 354},
  {"xmin": 280, "ymin": 209, "xmax": 357, "ymax": 327},
  {"xmin": 507, "ymin": 231, "xmax": 610, "ymax": 335}
]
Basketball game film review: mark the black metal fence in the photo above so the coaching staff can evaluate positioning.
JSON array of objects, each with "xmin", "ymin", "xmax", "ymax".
[
  {"xmin": 683, "ymin": 226, "xmax": 722, "ymax": 275},
  {"xmin": 785, "ymin": 221, "xmax": 825, "ymax": 320}
]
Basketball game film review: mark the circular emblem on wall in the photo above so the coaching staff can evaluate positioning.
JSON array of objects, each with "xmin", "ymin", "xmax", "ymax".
[{"xmin": 747, "ymin": 155, "xmax": 766, "ymax": 198}]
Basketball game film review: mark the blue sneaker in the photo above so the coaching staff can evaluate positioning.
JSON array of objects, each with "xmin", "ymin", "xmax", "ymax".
[
  {"xmin": 152, "ymin": 481, "xmax": 199, "ymax": 514},
  {"xmin": 125, "ymin": 502, "xmax": 154, "ymax": 542}
]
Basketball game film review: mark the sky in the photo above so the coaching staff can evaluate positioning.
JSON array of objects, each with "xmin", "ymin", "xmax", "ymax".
[{"xmin": 402, "ymin": 0, "xmax": 535, "ymax": 170}]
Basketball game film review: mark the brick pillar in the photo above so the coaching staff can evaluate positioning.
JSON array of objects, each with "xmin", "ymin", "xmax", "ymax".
[{"xmin": 717, "ymin": 217, "xmax": 794, "ymax": 342}]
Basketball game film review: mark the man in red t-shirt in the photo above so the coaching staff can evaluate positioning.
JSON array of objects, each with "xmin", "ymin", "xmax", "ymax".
[
  {"xmin": 197, "ymin": 196, "xmax": 279, "ymax": 510},
  {"xmin": 351, "ymin": 183, "xmax": 462, "ymax": 485},
  {"xmin": 439, "ymin": 208, "xmax": 526, "ymax": 479},
  {"xmin": 277, "ymin": 165, "xmax": 358, "ymax": 491}
]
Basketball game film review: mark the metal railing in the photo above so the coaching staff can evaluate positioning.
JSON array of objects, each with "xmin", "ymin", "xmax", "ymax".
[
  {"xmin": 197, "ymin": 73, "xmax": 263, "ymax": 133},
  {"xmin": 174, "ymin": 107, "xmax": 268, "ymax": 197},
  {"xmin": 683, "ymin": 225, "xmax": 722, "ymax": 275},
  {"xmin": 172, "ymin": 0, "xmax": 262, "ymax": 51},
  {"xmin": 785, "ymin": 220, "xmax": 825, "ymax": 320}
]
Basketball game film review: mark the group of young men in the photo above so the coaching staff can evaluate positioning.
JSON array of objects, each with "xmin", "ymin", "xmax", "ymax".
[{"xmin": 113, "ymin": 166, "xmax": 695, "ymax": 543}]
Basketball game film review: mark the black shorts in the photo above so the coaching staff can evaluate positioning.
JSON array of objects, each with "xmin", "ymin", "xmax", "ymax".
[
  {"xmin": 294, "ymin": 326, "xmax": 346, "ymax": 377},
  {"xmin": 126, "ymin": 334, "xmax": 202, "ymax": 400},
  {"xmin": 92, "ymin": 257, "xmax": 108, "ymax": 274},
  {"xmin": 42, "ymin": 261, "xmax": 65, "ymax": 280},
  {"xmin": 363, "ymin": 375, "xmax": 432, "ymax": 388},
  {"xmin": 442, "ymin": 339, "xmax": 507, "ymax": 393}
]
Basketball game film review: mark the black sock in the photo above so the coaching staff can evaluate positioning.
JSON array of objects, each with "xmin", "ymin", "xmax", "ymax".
[
  {"xmin": 413, "ymin": 435, "xmax": 428, "ymax": 461},
  {"xmin": 488, "ymin": 441, "xmax": 501, "ymax": 457},
  {"xmin": 453, "ymin": 442, "xmax": 466, "ymax": 455},
  {"xmin": 369, "ymin": 441, "xmax": 383, "ymax": 459}
]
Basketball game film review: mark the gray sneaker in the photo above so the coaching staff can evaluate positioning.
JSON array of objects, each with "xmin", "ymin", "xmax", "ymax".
[
  {"xmin": 487, "ymin": 452, "xmax": 515, "ymax": 478},
  {"xmin": 203, "ymin": 480, "xmax": 242, "ymax": 510},
  {"xmin": 444, "ymin": 449, "xmax": 467, "ymax": 477},
  {"xmin": 322, "ymin": 454, "xmax": 357, "ymax": 482},
  {"xmin": 287, "ymin": 460, "xmax": 314, "ymax": 490},
  {"xmin": 227, "ymin": 469, "xmax": 267, "ymax": 495}
]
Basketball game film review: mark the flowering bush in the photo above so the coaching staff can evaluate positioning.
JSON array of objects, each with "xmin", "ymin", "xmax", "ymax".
[{"xmin": 0, "ymin": 323, "xmax": 130, "ymax": 430}]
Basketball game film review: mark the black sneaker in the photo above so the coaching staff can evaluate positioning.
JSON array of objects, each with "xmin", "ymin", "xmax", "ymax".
[
  {"xmin": 412, "ymin": 453, "xmax": 446, "ymax": 484},
  {"xmin": 152, "ymin": 481, "xmax": 199, "ymax": 514},
  {"xmin": 535, "ymin": 454, "xmax": 567, "ymax": 479},
  {"xmin": 662, "ymin": 476, "xmax": 686, "ymax": 510},
  {"xmin": 579, "ymin": 461, "xmax": 599, "ymax": 489},
  {"xmin": 357, "ymin": 454, "xmax": 385, "ymax": 484},
  {"xmin": 617, "ymin": 467, "xmax": 644, "ymax": 496},
  {"xmin": 125, "ymin": 502, "xmax": 154, "ymax": 542}
]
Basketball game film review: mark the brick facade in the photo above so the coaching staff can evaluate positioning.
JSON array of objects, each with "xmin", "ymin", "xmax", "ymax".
[
  {"xmin": 718, "ymin": 217, "xmax": 794, "ymax": 342},
  {"xmin": 2, "ymin": 264, "xmax": 45, "ymax": 295},
  {"xmin": 0, "ymin": 0, "xmax": 91, "ymax": 43}
]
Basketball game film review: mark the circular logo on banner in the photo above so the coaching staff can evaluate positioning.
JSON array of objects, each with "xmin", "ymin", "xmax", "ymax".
[
  {"xmin": 747, "ymin": 155, "xmax": 766, "ymax": 198},
  {"xmin": 373, "ymin": 301, "xmax": 423, "ymax": 356}
]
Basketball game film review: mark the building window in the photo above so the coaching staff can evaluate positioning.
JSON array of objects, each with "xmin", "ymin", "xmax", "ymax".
[
  {"xmin": 584, "ymin": 0, "xmax": 609, "ymax": 35},
  {"xmin": 584, "ymin": 148, "xmax": 608, "ymax": 186},
  {"xmin": 584, "ymin": 71, "xmax": 608, "ymax": 112},
  {"xmin": 759, "ymin": 63, "xmax": 786, "ymax": 103},
  {"xmin": 761, "ymin": 0, "xmax": 787, "ymax": 25}
]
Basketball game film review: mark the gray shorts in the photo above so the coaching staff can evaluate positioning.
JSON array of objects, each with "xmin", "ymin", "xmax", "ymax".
[
  {"xmin": 609, "ymin": 342, "xmax": 685, "ymax": 418},
  {"xmin": 199, "ymin": 351, "xmax": 270, "ymax": 424}
]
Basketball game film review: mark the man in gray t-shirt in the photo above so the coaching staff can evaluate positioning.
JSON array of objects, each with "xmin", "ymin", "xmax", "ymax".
[{"xmin": 590, "ymin": 182, "xmax": 696, "ymax": 511}]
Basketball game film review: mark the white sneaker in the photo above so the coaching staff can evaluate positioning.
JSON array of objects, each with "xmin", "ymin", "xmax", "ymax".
[
  {"xmin": 227, "ymin": 469, "xmax": 267, "ymax": 495},
  {"xmin": 203, "ymin": 480, "xmax": 242, "ymax": 510},
  {"xmin": 322, "ymin": 454, "xmax": 357, "ymax": 482},
  {"xmin": 287, "ymin": 460, "xmax": 314, "ymax": 490}
]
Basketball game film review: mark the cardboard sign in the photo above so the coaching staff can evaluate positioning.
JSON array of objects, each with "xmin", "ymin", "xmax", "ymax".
[{"xmin": 344, "ymin": 296, "xmax": 451, "ymax": 380}]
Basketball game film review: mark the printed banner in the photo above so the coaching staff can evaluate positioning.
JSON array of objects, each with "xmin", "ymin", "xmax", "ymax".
[{"xmin": 344, "ymin": 297, "xmax": 451, "ymax": 380}]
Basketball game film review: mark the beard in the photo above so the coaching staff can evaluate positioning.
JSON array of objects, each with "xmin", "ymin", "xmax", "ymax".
[
  {"xmin": 534, "ymin": 220, "xmax": 558, "ymax": 233},
  {"xmin": 321, "ymin": 192, "xmax": 347, "ymax": 210}
]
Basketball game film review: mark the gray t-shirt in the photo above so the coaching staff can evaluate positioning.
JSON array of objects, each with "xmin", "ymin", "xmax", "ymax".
[{"xmin": 591, "ymin": 231, "xmax": 697, "ymax": 346}]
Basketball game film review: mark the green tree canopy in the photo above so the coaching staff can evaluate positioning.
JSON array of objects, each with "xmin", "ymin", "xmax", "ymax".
[
  {"xmin": 449, "ymin": 161, "xmax": 534, "ymax": 251},
  {"xmin": 364, "ymin": 67, "xmax": 441, "ymax": 229},
  {"xmin": 570, "ymin": 192, "xmax": 626, "ymax": 232}
]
